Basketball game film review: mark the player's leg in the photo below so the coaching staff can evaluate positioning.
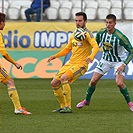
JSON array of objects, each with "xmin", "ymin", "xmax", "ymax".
[
  {"xmin": 60, "ymin": 69, "xmax": 73, "ymax": 109},
  {"xmin": 0, "ymin": 67, "xmax": 31, "ymax": 115},
  {"xmin": 86, "ymin": 72, "xmax": 102, "ymax": 102},
  {"xmin": 76, "ymin": 72, "xmax": 102, "ymax": 108},
  {"xmin": 116, "ymin": 74, "xmax": 131, "ymax": 102},
  {"xmin": 60, "ymin": 64, "xmax": 87, "ymax": 113},
  {"xmin": 77, "ymin": 59, "xmax": 110, "ymax": 108},
  {"xmin": 60, "ymin": 74, "xmax": 72, "ymax": 113},
  {"xmin": 0, "ymin": 68, "xmax": 21, "ymax": 111},
  {"xmin": 51, "ymin": 78, "xmax": 66, "ymax": 112},
  {"xmin": 115, "ymin": 69, "xmax": 133, "ymax": 111},
  {"xmin": 62, "ymin": 80, "xmax": 71, "ymax": 109},
  {"xmin": 51, "ymin": 64, "xmax": 72, "ymax": 112},
  {"xmin": 51, "ymin": 63, "xmax": 73, "ymax": 113},
  {"xmin": 51, "ymin": 63, "xmax": 71, "ymax": 113}
]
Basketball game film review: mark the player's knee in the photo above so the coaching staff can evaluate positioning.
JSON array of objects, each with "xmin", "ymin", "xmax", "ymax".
[
  {"xmin": 6, "ymin": 78, "xmax": 15, "ymax": 87},
  {"xmin": 50, "ymin": 80, "xmax": 55, "ymax": 87},
  {"xmin": 116, "ymin": 81, "xmax": 124, "ymax": 88},
  {"xmin": 60, "ymin": 75, "xmax": 69, "ymax": 83},
  {"xmin": 10, "ymin": 78, "xmax": 15, "ymax": 85},
  {"xmin": 51, "ymin": 80, "xmax": 60, "ymax": 88},
  {"xmin": 60, "ymin": 77, "xmax": 66, "ymax": 83},
  {"xmin": 89, "ymin": 79, "xmax": 97, "ymax": 86}
]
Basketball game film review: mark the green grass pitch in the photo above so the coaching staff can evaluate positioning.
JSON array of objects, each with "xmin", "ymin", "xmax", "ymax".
[{"xmin": 0, "ymin": 79, "xmax": 133, "ymax": 133}]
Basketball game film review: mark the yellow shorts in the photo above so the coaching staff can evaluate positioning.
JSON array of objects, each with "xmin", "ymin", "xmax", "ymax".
[
  {"xmin": 54, "ymin": 62, "xmax": 87, "ymax": 83},
  {"xmin": 0, "ymin": 67, "xmax": 10, "ymax": 83}
]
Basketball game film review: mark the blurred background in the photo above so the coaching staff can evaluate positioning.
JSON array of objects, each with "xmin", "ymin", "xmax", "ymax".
[{"xmin": 0, "ymin": 0, "xmax": 133, "ymax": 21}]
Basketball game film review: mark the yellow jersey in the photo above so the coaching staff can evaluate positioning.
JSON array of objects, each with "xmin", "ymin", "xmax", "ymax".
[
  {"xmin": 55, "ymin": 29, "xmax": 99, "ymax": 66},
  {"xmin": 0, "ymin": 32, "xmax": 16, "ymax": 68}
]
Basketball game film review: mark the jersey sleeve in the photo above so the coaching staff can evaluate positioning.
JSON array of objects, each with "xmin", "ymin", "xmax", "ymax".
[
  {"xmin": 96, "ymin": 32, "xmax": 100, "ymax": 44},
  {"xmin": 0, "ymin": 33, "xmax": 6, "ymax": 52},
  {"xmin": 0, "ymin": 33, "xmax": 16, "ymax": 65},
  {"xmin": 96, "ymin": 28, "xmax": 106, "ymax": 47},
  {"xmin": 86, "ymin": 32, "xmax": 99, "ymax": 60},
  {"xmin": 120, "ymin": 35, "xmax": 133, "ymax": 65},
  {"xmin": 54, "ymin": 35, "xmax": 73, "ymax": 58}
]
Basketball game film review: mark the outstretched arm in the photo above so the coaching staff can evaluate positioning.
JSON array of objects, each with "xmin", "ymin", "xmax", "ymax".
[
  {"xmin": 47, "ymin": 47, "xmax": 71, "ymax": 63},
  {"xmin": 1, "ymin": 50, "xmax": 22, "ymax": 70}
]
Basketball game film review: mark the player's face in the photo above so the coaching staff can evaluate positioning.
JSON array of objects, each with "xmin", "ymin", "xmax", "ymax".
[
  {"xmin": 75, "ymin": 16, "xmax": 87, "ymax": 29},
  {"xmin": 106, "ymin": 19, "xmax": 116, "ymax": 34},
  {"xmin": 0, "ymin": 21, "xmax": 5, "ymax": 30}
]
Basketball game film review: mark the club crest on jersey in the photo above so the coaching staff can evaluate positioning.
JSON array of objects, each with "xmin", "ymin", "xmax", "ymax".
[{"xmin": 103, "ymin": 42, "xmax": 113, "ymax": 50}]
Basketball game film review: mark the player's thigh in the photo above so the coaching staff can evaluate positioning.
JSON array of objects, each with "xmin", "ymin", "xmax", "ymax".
[
  {"xmin": 68, "ymin": 64, "xmax": 87, "ymax": 83},
  {"xmin": 51, "ymin": 78, "xmax": 61, "ymax": 87},
  {"xmin": 114, "ymin": 62, "xmax": 125, "ymax": 76},
  {"xmin": 54, "ymin": 63, "xmax": 87, "ymax": 83},
  {"xmin": 115, "ymin": 62, "xmax": 125, "ymax": 88},
  {"xmin": 89, "ymin": 72, "xmax": 103, "ymax": 86},
  {"xmin": 0, "ymin": 67, "xmax": 10, "ymax": 84},
  {"xmin": 54, "ymin": 63, "xmax": 72, "ymax": 81}
]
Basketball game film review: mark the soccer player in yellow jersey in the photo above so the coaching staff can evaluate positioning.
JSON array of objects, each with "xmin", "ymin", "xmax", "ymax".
[
  {"xmin": 47, "ymin": 12, "xmax": 99, "ymax": 113},
  {"xmin": 0, "ymin": 12, "xmax": 31, "ymax": 115}
]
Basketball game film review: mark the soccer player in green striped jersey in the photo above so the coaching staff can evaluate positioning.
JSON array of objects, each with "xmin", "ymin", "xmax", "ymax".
[{"xmin": 77, "ymin": 14, "xmax": 133, "ymax": 111}]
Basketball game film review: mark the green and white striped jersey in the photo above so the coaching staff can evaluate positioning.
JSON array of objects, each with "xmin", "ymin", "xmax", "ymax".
[{"xmin": 96, "ymin": 28, "xmax": 133, "ymax": 65}]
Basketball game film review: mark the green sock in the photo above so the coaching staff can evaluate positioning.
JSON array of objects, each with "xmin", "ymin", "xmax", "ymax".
[
  {"xmin": 85, "ymin": 86, "xmax": 96, "ymax": 102},
  {"xmin": 120, "ymin": 86, "xmax": 131, "ymax": 103}
]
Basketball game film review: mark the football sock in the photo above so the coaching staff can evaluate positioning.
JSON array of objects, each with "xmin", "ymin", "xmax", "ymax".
[
  {"xmin": 62, "ymin": 81, "xmax": 71, "ymax": 109},
  {"xmin": 53, "ymin": 86, "xmax": 66, "ymax": 109},
  {"xmin": 85, "ymin": 86, "xmax": 96, "ymax": 102},
  {"xmin": 8, "ymin": 86, "xmax": 21, "ymax": 110},
  {"xmin": 120, "ymin": 86, "xmax": 131, "ymax": 103}
]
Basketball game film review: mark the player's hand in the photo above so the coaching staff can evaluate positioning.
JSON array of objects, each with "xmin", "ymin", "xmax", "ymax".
[
  {"xmin": 15, "ymin": 63, "xmax": 22, "ymax": 70},
  {"xmin": 47, "ymin": 56, "xmax": 56, "ymax": 62},
  {"xmin": 86, "ymin": 58, "xmax": 93, "ymax": 64},
  {"xmin": 116, "ymin": 64, "xmax": 126, "ymax": 74}
]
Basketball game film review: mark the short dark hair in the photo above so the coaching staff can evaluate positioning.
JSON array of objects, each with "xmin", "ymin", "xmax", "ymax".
[
  {"xmin": 106, "ymin": 14, "xmax": 116, "ymax": 21},
  {"xmin": 0, "ymin": 12, "xmax": 6, "ymax": 22},
  {"xmin": 75, "ymin": 12, "xmax": 87, "ymax": 21}
]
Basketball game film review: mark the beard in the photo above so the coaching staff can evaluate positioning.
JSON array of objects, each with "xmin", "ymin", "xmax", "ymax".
[{"xmin": 76, "ymin": 24, "xmax": 85, "ymax": 29}]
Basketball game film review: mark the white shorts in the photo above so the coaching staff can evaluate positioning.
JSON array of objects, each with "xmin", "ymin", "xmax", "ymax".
[{"xmin": 94, "ymin": 59, "xmax": 125, "ymax": 76}]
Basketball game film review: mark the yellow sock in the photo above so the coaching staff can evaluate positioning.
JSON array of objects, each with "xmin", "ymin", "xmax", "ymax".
[
  {"xmin": 53, "ymin": 86, "xmax": 66, "ymax": 109},
  {"xmin": 8, "ymin": 87, "xmax": 21, "ymax": 110},
  {"xmin": 62, "ymin": 81, "xmax": 71, "ymax": 109}
]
